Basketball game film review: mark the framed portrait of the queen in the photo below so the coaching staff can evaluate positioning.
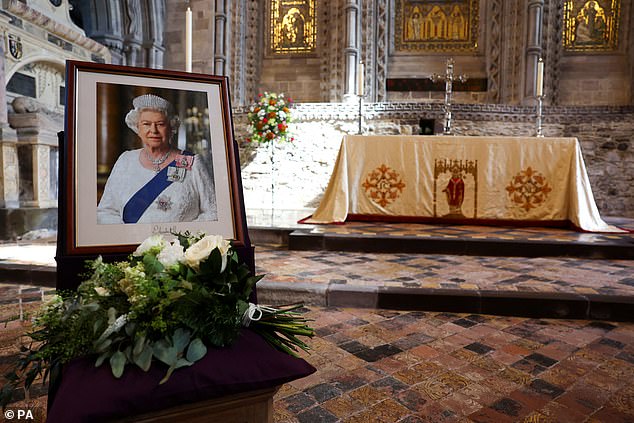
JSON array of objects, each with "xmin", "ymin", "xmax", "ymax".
[{"xmin": 60, "ymin": 61, "xmax": 248, "ymax": 256}]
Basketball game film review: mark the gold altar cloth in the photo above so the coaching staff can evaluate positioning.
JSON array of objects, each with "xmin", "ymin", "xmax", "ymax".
[{"xmin": 304, "ymin": 135, "xmax": 623, "ymax": 233}]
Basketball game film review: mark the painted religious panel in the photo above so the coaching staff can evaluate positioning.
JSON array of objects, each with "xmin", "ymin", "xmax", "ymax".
[
  {"xmin": 269, "ymin": 0, "xmax": 316, "ymax": 54},
  {"xmin": 563, "ymin": 0, "xmax": 620, "ymax": 51},
  {"xmin": 395, "ymin": 0, "xmax": 479, "ymax": 52}
]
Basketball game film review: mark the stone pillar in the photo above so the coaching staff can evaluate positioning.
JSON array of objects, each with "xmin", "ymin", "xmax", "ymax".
[
  {"xmin": 214, "ymin": 0, "xmax": 228, "ymax": 76},
  {"xmin": 343, "ymin": 0, "xmax": 361, "ymax": 100},
  {"xmin": 8, "ymin": 106, "xmax": 59, "ymax": 209},
  {"xmin": 524, "ymin": 0, "xmax": 544, "ymax": 104},
  {"xmin": 0, "ymin": 31, "xmax": 18, "ymax": 209}
]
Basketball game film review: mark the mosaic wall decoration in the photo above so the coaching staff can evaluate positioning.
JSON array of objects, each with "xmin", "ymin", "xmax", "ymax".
[
  {"xmin": 269, "ymin": 0, "xmax": 316, "ymax": 54},
  {"xmin": 563, "ymin": 0, "xmax": 620, "ymax": 51},
  {"xmin": 395, "ymin": 0, "xmax": 479, "ymax": 52}
]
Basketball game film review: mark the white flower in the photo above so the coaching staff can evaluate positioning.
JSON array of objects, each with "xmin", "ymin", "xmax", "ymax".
[
  {"xmin": 157, "ymin": 241, "xmax": 184, "ymax": 268},
  {"xmin": 278, "ymin": 110, "xmax": 286, "ymax": 119},
  {"xmin": 257, "ymin": 109, "xmax": 266, "ymax": 117},
  {"xmin": 181, "ymin": 234, "xmax": 231, "ymax": 271},
  {"xmin": 94, "ymin": 287, "xmax": 110, "ymax": 296},
  {"xmin": 133, "ymin": 234, "xmax": 166, "ymax": 256}
]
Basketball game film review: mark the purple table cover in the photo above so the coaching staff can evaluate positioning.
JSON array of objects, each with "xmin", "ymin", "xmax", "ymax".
[{"xmin": 47, "ymin": 328, "xmax": 315, "ymax": 422}]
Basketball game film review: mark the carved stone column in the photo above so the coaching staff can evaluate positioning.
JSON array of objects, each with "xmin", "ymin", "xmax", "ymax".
[
  {"xmin": 0, "ymin": 31, "xmax": 18, "ymax": 209},
  {"xmin": 214, "ymin": 0, "xmax": 228, "ymax": 76},
  {"xmin": 524, "ymin": 0, "xmax": 544, "ymax": 104},
  {"xmin": 343, "ymin": 0, "xmax": 361, "ymax": 100}
]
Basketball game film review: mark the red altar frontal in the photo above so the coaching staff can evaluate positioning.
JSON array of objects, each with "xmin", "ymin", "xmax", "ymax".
[{"xmin": 303, "ymin": 135, "xmax": 623, "ymax": 233}]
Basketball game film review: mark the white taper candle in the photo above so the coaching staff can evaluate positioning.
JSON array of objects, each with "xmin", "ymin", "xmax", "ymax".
[
  {"xmin": 357, "ymin": 62, "xmax": 364, "ymax": 97},
  {"xmin": 536, "ymin": 58, "xmax": 544, "ymax": 97},
  {"xmin": 185, "ymin": 7, "xmax": 192, "ymax": 72}
]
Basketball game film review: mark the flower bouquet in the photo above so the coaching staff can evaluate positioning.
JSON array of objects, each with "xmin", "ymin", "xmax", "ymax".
[
  {"xmin": 246, "ymin": 92, "xmax": 294, "ymax": 144},
  {"xmin": 0, "ymin": 233, "xmax": 314, "ymax": 407}
]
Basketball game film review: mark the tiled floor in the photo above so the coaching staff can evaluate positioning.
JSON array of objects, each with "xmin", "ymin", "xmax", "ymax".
[
  {"xmin": 254, "ymin": 245, "xmax": 634, "ymax": 297},
  {"xmin": 0, "ymin": 211, "xmax": 633, "ymax": 421},
  {"xmin": 3, "ymin": 296, "xmax": 633, "ymax": 422},
  {"xmin": 298, "ymin": 220, "xmax": 634, "ymax": 245},
  {"xmin": 273, "ymin": 306, "xmax": 634, "ymax": 423}
]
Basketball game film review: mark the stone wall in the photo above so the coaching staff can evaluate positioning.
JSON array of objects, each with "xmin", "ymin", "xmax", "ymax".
[{"xmin": 235, "ymin": 103, "xmax": 634, "ymax": 218}]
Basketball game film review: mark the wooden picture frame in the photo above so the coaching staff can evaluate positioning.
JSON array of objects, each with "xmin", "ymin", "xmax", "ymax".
[
  {"xmin": 57, "ymin": 61, "xmax": 252, "ymax": 290},
  {"xmin": 59, "ymin": 61, "xmax": 248, "ymax": 258}
]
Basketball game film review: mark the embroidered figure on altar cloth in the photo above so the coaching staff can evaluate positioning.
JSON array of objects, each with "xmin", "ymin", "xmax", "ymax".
[
  {"xmin": 443, "ymin": 164, "xmax": 465, "ymax": 216},
  {"xmin": 97, "ymin": 93, "xmax": 217, "ymax": 224},
  {"xmin": 433, "ymin": 158, "xmax": 478, "ymax": 219}
]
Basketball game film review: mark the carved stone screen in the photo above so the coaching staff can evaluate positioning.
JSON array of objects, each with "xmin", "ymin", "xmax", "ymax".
[
  {"xmin": 269, "ymin": 0, "xmax": 316, "ymax": 54},
  {"xmin": 563, "ymin": 0, "xmax": 620, "ymax": 51},
  {"xmin": 395, "ymin": 0, "xmax": 479, "ymax": 52}
]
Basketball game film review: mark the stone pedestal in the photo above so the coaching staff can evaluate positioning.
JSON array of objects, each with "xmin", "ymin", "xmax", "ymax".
[
  {"xmin": 0, "ymin": 108, "xmax": 60, "ymax": 239},
  {"xmin": 8, "ymin": 110, "xmax": 60, "ymax": 209},
  {"xmin": 0, "ymin": 125, "xmax": 19, "ymax": 209}
]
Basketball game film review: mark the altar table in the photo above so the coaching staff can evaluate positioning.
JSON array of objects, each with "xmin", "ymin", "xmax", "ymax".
[{"xmin": 303, "ymin": 135, "xmax": 623, "ymax": 233}]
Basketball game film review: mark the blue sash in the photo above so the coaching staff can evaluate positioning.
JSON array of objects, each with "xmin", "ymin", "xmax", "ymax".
[{"xmin": 122, "ymin": 151, "xmax": 194, "ymax": 224}]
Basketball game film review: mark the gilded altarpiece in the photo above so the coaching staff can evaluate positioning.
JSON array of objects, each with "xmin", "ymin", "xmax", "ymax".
[
  {"xmin": 269, "ymin": 0, "xmax": 316, "ymax": 54},
  {"xmin": 395, "ymin": 0, "xmax": 479, "ymax": 52},
  {"xmin": 563, "ymin": 0, "xmax": 620, "ymax": 51}
]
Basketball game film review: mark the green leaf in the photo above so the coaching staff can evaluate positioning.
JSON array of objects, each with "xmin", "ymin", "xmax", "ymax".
[
  {"xmin": 143, "ymin": 253, "xmax": 164, "ymax": 276},
  {"xmin": 134, "ymin": 345, "xmax": 153, "ymax": 372},
  {"xmin": 95, "ymin": 338, "xmax": 112, "ymax": 353},
  {"xmin": 124, "ymin": 321, "xmax": 137, "ymax": 337},
  {"xmin": 175, "ymin": 357, "xmax": 193, "ymax": 369},
  {"xmin": 133, "ymin": 334, "xmax": 146, "ymax": 357},
  {"xmin": 95, "ymin": 351, "xmax": 111, "ymax": 367},
  {"xmin": 107, "ymin": 307, "xmax": 117, "ymax": 324},
  {"xmin": 172, "ymin": 328, "xmax": 191, "ymax": 352},
  {"xmin": 153, "ymin": 339, "xmax": 177, "ymax": 366},
  {"xmin": 186, "ymin": 338, "xmax": 207, "ymax": 362},
  {"xmin": 159, "ymin": 365, "xmax": 175, "ymax": 385},
  {"xmin": 110, "ymin": 351, "xmax": 126, "ymax": 378}
]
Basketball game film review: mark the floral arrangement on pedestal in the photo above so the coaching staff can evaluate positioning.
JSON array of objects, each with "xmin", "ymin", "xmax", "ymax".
[
  {"xmin": 246, "ymin": 92, "xmax": 294, "ymax": 144},
  {"xmin": 0, "ymin": 233, "xmax": 313, "ymax": 407}
]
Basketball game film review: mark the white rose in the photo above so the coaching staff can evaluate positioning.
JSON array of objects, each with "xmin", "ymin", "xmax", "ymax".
[
  {"xmin": 181, "ymin": 235, "xmax": 231, "ymax": 271},
  {"xmin": 157, "ymin": 241, "xmax": 184, "ymax": 268},
  {"xmin": 133, "ymin": 234, "xmax": 166, "ymax": 256},
  {"xmin": 94, "ymin": 287, "xmax": 111, "ymax": 296}
]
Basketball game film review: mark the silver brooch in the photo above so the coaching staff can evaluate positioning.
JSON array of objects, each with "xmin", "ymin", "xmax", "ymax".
[{"xmin": 156, "ymin": 195, "xmax": 172, "ymax": 211}]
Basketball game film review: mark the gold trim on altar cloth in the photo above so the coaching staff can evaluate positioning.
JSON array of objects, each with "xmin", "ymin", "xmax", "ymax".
[{"xmin": 395, "ymin": 0, "xmax": 479, "ymax": 52}]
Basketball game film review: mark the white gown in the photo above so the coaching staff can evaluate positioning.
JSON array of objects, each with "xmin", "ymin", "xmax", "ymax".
[{"xmin": 97, "ymin": 149, "xmax": 217, "ymax": 224}]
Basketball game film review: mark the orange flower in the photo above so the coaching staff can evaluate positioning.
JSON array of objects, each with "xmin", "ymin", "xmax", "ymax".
[{"xmin": 266, "ymin": 132, "xmax": 275, "ymax": 140}]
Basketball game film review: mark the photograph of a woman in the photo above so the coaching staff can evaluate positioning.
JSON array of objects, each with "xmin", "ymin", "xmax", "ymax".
[{"xmin": 97, "ymin": 93, "xmax": 217, "ymax": 224}]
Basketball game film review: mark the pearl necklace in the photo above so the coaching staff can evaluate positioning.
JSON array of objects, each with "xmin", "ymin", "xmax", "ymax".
[{"xmin": 144, "ymin": 149, "xmax": 171, "ymax": 172}]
